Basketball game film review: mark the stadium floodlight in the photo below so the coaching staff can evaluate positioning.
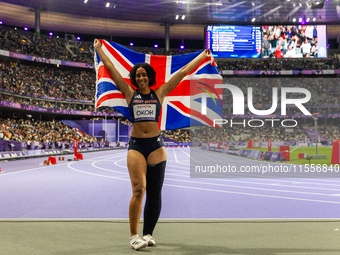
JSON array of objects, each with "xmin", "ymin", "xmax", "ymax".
[
  {"xmin": 105, "ymin": 1, "xmax": 116, "ymax": 8},
  {"xmin": 178, "ymin": 1, "xmax": 222, "ymax": 5},
  {"xmin": 182, "ymin": 15, "xmax": 185, "ymax": 20},
  {"xmin": 176, "ymin": 15, "xmax": 179, "ymax": 20},
  {"xmin": 306, "ymin": 0, "xmax": 325, "ymax": 9}
]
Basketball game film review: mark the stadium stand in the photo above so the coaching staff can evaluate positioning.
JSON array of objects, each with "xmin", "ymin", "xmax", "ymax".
[
  {"xmin": 0, "ymin": 24, "xmax": 340, "ymax": 147},
  {"xmin": 0, "ymin": 117, "xmax": 102, "ymax": 151}
]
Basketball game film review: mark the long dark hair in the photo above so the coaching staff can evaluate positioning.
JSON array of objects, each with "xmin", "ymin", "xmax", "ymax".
[{"xmin": 129, "ymin": 63, "xmax": 156, "ymax": 87}]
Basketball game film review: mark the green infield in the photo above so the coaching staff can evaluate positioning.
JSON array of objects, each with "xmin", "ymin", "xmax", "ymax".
[{"xmin": 250, "ymin": 146, "xmax": 336, "ymax": 166}]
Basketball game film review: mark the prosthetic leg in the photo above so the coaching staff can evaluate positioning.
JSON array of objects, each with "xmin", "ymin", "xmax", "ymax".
[{"xmin": 143, "ymin": 161, "xmax": 166, "ymax": 236}]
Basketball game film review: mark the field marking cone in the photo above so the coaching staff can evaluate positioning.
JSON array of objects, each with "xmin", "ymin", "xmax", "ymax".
[
  {"xmin": 331, "ymin": 140, "xmax": 340, "ymax": 164},
  {"xmin": 44, "ymin": 160, "xmax": 51, "ymax": 165}
]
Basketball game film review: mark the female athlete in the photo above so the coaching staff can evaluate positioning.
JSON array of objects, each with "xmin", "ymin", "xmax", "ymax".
[{"xmin": 94, "ymin": 39, "xmax": 211, "ymax": 250}]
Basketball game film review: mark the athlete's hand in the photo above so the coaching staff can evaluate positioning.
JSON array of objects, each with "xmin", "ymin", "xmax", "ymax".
[
  {"xmin": 94, "ymin": 39, "xmax": 102, "ymax": 50},
  {"xmin": 201, "ymin": 49, "xmax": 211, "ymax": 58},
  {"xmin": 204, "ymin": 49, "xmax": 211, "ymax": 56}
]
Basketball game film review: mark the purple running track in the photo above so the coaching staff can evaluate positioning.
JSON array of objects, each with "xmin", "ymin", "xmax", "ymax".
[{"xmin": 0, "ymin": 148, "xmax": 339, "ymax": 219}]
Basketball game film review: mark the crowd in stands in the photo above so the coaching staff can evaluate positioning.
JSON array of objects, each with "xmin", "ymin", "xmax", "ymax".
[
  {"xmin": 160, "ymin": 129, "xmax": 190, "ymax": 143},
  {"xmin": 0, "ymin": 93, "xmax": 94, "ymax": 111},
  {"xmin": 318, "ymin": 123, "xmax": 340, "ymax": 141},
  {"xmin": 127, "ymin": 46, "xmax": 197, "ymax": 56},
  {"xmin": 223, "ymin": 77, "xmax": 340, "ymax": 115},
  {"xmin": 0, "ymin": 26, "xmax": 93, "ymax": 64},
  {"xmin": 262, "ymin": 25, "xmax": 319, "ymax": 59},
  {"xmin": 1, "ymin": 24, "xmax": 340, "ymax": 146},
  {"xmin": 219, "ymin": 58, "xmax": 340, "ymax": 71},
  {"xmin": 2, "ymin": 115, "xmax": 339, "ymax": 150},
  {"xmin": 0, "ymin": 25, "xmax": 195, "ymax": 63},
  {"xmin": 0, "ymin": 117, "xmax": 99, "ymax": 147},
  {"xmin": 0, "ymin": 60, "xmax": 95, "ymax": 101},
  {"xmin": 1, "ymin": 24, "xmax": 340, "ymax": 69},
  {"xmin": 191, "ymin": 122, "xmax": 310, "ymax": 143},
  {"xmin": 1, "ymin": 56, "xmax": 340, "ymax": 115}
]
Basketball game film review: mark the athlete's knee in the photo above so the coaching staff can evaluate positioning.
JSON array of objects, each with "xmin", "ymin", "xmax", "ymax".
[{"xmin": 132, "ymin": 184, "xmax": 146, "ymax": 198}]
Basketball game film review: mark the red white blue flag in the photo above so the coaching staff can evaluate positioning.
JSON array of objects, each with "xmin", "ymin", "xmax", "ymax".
[
  {"xmin": 76, "ymin": 130, "xmax": 83, "ymax": 137},
  {"xmin": 94, "ymin": 40, "xmax": 223, "ymax": 130}
]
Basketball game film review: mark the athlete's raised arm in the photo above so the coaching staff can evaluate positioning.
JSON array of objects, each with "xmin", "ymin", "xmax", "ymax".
[
  {"xmin": 94, "ymin": 39, "xmax": 134, "ymax": 101},
  {"xmin": 156, "ymin": 49, "xmax": 211, "ymax": 102}
]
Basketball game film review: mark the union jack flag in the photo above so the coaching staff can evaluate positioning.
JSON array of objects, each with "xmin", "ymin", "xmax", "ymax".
[{"xmin": 94, "ymin": 40, "xmax": 223, "ymax": 130}]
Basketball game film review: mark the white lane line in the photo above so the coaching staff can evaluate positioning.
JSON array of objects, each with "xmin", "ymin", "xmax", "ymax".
[
  {"xmin": 75, "ymin": 157, "xmax": 340, "ymax": 197},
  {"xmin": 68, "ymin": 161, "xmax": 130, "ymax": 180},
  {"xmin": 62, "ymin": 151, "xmax": 340, "ymax": 204},
  {"xmin": 165, "ymin": 164, "xmax": 189, "ymax": 169},
  {"xmin": 68, "ymin": 149, "xmax": 340, "ymax": 193},
  {"xmin": 163, "ymin": 177, "xmax": 340, "ymax": 197},
  {"xmin": 290, "ymin": 146, "xmax": 300, "ymax": 152},
  {"xmin": 163, "ymin": 183, "xmax": 340, "ymax": 205},
  {"xmin": 0, "ymin": 164, "xmax": 60, "ymax": 176},
  {"xmin": 190, "ymin": 148, "xmax": 340, "ymax": 185},
  {"xmin": 172, "ymin": 147, "xmax": 190, "ymax": 165},
  {"xmin": 166, "ymin": 173, "xmax": 189, "ymax": 177},
  {"xmin": 212, "ymin": 179, "xmax": 340, "ymax": 192},
  {"xmin": 67, "ymin": 158, "xmax": 340, "ymax": 204},
  {"xmin": 0, "ymin": 153, "xmax": 119, "ymax": 177},
  {"xmin": 92, "ymin": 150, "xmax": 340, "ymax": 192},
  {"xmin": 91, "ymin": 161, "xmax": 129, "ymax": 175},
  {"xmin": 255, "ymin": 177, "xmax": 340, "ymax": 186}
]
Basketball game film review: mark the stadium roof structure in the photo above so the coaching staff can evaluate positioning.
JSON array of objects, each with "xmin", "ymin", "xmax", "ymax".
[{"xmin": 0, "ymin": 0, "xmax": 339, "ymax": 40}]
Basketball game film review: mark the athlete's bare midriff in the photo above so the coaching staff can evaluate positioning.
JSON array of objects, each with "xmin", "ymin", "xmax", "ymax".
[{"xmin": 130, "ymin": 122, "xmax": 160, "ymax": 138}]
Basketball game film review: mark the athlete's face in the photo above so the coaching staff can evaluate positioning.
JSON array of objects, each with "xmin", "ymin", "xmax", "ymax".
[{"xmin": 135, "ymin": 67, "xmax": 149, "ymax": 88}]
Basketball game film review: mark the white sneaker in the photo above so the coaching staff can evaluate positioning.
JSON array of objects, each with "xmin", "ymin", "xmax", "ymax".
[
  {"xmin": 130, "ymin": 234, "xmax": 148, "ymax": 250},
  {"xmin": 143, "ymin": 234, "xmax": 156, "ymax": 246}
]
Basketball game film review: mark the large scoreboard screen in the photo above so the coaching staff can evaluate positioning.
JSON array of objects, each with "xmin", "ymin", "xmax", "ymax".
[{"xmin": 206, "ymin": 25, "xmax": 261, "ymax": 58}]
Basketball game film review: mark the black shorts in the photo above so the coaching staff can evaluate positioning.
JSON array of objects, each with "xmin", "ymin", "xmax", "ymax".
[{"xmin": 128, "ymin": 135, "xmax": 164, "ymax": 159}]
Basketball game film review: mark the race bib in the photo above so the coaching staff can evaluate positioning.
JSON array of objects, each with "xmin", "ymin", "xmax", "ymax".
[{"xmin": 133, "ymin": 104, "xmax": 156, "ymax": 121}]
